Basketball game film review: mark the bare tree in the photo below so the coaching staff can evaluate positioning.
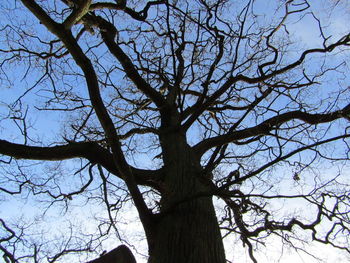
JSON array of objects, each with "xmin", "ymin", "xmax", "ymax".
[{"xmin": 0, "ymin": 0, "xmax": 349, "ymax": 262}]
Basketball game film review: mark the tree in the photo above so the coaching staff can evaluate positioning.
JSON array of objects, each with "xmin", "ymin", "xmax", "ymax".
[{"xmin": 0, "ymin": 0, "xmax": 349, "ymax": 262}]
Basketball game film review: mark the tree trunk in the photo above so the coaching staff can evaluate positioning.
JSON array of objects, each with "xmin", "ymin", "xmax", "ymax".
[
  {"xmin": 148, "ymin": 197, "xmax": 226, "ymax": 263},
  {"xmin": 148, "ymin": 132, "xmax": 226, "ymax": 263}
]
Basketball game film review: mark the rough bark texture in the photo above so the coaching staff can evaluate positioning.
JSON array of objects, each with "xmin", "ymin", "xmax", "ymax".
[
  {"xmin": 149, "ymin": 197, "xmax": 226, "ymax": 263},
  {"xmin": 147, "ymin": 129, "xmax": 226, "ymax": 263}
]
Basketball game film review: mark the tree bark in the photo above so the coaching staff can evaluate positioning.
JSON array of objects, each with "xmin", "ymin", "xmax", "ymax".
[
  {"xmin": 148, "ymin": 132, "xmax": 226, "ymax": 263},
  {"xmin": 148, "ymin": 197, "xmax": 226, "ymax": 263}
]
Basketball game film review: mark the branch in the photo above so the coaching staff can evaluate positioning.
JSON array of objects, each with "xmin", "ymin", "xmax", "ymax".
[
  {"xmin": 119, "ymin": 127, "xmax": 158, "ymax": 140},
  {"xmin": 92, "ymin": 1, "xmax": 165, "ymax": 20},
  {"xmin": 19, "ymin": 0, "xmax": 125, "ymax": 162},
  {"xmin": 94, "ymin": 16, "xmax": 166, "ymax": 108},
  {"xmin": 182, "ymin": 33, "xmax": 350, "ymax": 130},
  {"xmin": 20, "ymin": 1, "xmax": 158, "ymax": 239},
  {"xmin": 63, "ymin": 0, "xmax": 92, "ymax": 29},
  {"xmin": 194, "ymin": 103, "xmax": 350, "ymax": 156},
  {"xmin": 0, "ymin": 139, "xmax": 161, "ymax": 188},
  {"xmin": 89, "ymin": 2, "xmax": 126, "ymax": 11},
  {"xmin": 0, "ymin": 139, "xmax": 89, "ymax": 160},
  {"xmin": 215, "ymin": 134, "xmax": 350, "ymax": 190}
]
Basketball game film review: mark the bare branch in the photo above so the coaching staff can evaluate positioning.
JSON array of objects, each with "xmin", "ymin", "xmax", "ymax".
[{"xmin": 195, "ymin": 104, "xmax": 350, "ymax": 156}]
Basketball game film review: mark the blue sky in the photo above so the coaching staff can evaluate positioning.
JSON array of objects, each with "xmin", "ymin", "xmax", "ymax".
[{"xmin": 0, "ymin": 0, "xmax": 350, "ymax": 262}]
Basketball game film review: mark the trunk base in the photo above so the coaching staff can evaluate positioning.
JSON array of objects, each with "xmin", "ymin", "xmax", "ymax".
[{"xmin": 148, "ymin": 197, "xmax": 226, "ymax": 263}]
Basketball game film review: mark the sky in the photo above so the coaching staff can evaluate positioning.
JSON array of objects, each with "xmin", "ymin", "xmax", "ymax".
[{"xmin": 0, "ymin": 0, "xmax": 350, "ymax": 262}]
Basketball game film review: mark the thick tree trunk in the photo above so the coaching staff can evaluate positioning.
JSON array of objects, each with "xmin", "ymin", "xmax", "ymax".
[
  {"xmin": 148, "ymin": 196, "xmax": 226, "ymax": 263},
  {"xmin": 148, "ymin": 132, "xmax": 226, "ymax": 263}
]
